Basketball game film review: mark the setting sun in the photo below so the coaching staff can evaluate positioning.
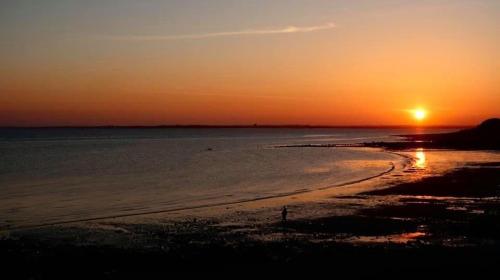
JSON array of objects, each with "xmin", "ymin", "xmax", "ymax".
[{"xmin": 413, "ymin": 109, "xmax": 427, "ymax": 121}]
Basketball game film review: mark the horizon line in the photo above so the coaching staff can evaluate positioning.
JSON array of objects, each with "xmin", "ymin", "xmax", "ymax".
[{"xmin": 0, "ymin": 124, "xmax": 472, "ymax": 129}]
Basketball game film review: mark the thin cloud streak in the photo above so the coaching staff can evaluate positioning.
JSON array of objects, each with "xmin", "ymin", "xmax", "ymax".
[
  {"xmin": 105, "ymin": 22, "xmax": 336, "ymax": 41},
  {"xmin": 188, "ymin": 92, "xmax": 316, "ymax": 101}
]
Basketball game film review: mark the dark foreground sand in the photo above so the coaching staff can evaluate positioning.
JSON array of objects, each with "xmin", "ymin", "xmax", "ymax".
[{"xmin": 1, "ymin": 162, "xmax": 500, "ymax": 279}]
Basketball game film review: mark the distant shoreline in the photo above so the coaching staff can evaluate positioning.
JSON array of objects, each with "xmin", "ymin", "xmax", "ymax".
[
  {"xmin": 0, "ymin": 125, "xmax": 470, "ymax": 129},
  {"xmin": 275, "ymin": 118, "xmax": 500, "ymax": 150}
]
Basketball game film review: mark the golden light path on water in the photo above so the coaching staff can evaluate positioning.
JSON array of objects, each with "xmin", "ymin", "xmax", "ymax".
[{"xmin": 415, "ymin": 148, "xmax": 427, "ymax": 169}]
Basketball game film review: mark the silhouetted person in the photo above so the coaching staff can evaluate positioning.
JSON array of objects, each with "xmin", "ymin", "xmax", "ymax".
[{"xmin": 281, "ymin": 206, "xmax": 288, "ymax": 223}]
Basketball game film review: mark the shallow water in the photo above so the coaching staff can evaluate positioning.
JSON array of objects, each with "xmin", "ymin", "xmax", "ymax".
[{"xmin": 0, "ymin": 127, "xmax": 458, "ymax": 228}]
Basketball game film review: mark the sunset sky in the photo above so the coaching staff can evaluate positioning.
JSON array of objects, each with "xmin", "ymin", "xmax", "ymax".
[{"xmin": 1, "ymin": 0, "xmax": 498, "ymax": 126}]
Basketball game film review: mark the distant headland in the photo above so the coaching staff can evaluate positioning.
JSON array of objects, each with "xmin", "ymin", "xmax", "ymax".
[{"xmin": 367, "ymin": 118, "xmax": 500, "ymax": 150}]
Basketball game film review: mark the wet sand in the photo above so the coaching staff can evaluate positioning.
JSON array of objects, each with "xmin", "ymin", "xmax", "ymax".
[{"xmin": 1, "ymin": 152, "xmax": 500, "ymax": 278}]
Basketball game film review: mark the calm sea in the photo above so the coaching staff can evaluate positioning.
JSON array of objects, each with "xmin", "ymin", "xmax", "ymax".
[{"xmin": 0, "ymin": 127, "xmax": 454, "ymax": 228}]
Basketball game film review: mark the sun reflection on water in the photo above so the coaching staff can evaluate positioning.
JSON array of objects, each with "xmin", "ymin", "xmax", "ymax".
[{"xmin": 415, "ymin": 148, "xmax": 426, "ymax": 169}]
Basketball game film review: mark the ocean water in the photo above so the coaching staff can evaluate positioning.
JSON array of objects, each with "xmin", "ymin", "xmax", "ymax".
[{"xmin": 0, "ymin": 127, "xmax": 453, "ymax": 229}]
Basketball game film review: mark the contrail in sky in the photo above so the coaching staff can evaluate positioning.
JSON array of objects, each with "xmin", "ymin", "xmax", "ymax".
[{"xmin": 104, "ymin": 22, "xmax": 336, "ymax": 41}]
